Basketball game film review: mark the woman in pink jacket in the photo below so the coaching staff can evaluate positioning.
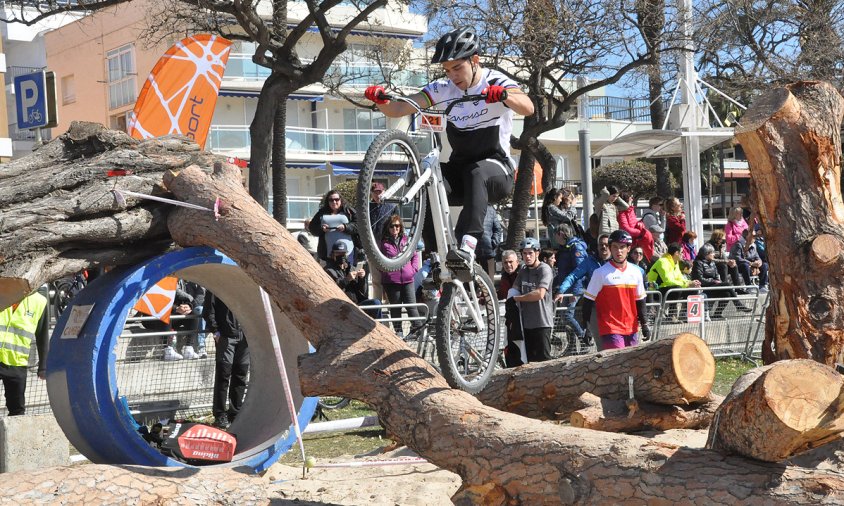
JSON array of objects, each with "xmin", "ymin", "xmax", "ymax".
[
  {"xmin": 379, "ymin": 215, "xmax": 421, "ymax": 335},
  {"xmin": 617, "ymin": 191, "xmax": 654, "ymax": 262},
  {"xmin": 725, "ymin": 207, "xmax": 748, "ymax": 253}
]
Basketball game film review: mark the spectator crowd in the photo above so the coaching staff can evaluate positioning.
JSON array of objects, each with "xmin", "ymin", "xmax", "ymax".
[{"xmin": 292, "ymin": 185, "xmax": 769, "ymax": 370}]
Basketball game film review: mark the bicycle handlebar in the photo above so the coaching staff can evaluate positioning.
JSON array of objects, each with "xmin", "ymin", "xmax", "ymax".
[{"xmin": 378, "ymin": 90, "xmax": 508, "ymax": 116}]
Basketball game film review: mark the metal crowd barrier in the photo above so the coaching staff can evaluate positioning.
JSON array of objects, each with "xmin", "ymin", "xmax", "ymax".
[
  {"xmin": 15, "ymin": 285, "xmax": 772, "ymax": 417},
  {"xmin": 656, "ymin": 286, "xmax": 765, "ymax": 359}
]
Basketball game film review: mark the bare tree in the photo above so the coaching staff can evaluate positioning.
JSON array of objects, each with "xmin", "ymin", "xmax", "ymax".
[
  {"xmin": 426, "ymin": 0, "xmax": 677, "ymax": 246},
  {"xmin": 695, "ymin": 0, "xmax": 844, "ymax": 100},
  {"xmin": 3, "ymin": 0, "xmax": 403, "ymax": 222}
]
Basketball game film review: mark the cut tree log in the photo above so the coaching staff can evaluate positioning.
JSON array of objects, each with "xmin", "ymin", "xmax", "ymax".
[
  {"xmin": 707, "ymin": 359, "xmax": 844, "ymax": 462},
  {"xmin": 158, "ymin": 162, "xmax": 844, "ymax": 503},
  {"xmin": 0, "ymin": 121, "xmax": 217, "ymax": 309},
  {"xmin": 570, "ymin": 392, "xmax": 723, "ymax": 432},
  {"xmin": 477, "ymin": 332, "xmax": 715, "ymax": 420},
  {"xmin": 735, "ymin": 81, "xmax": 844, "ymax": 365}
]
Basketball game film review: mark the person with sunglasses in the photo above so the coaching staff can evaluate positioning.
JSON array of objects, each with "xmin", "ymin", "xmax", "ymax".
[
  {"xmin": 379, "ymin": 215, "xmax": 421, "ymax": 336},
  {"xmin": 308, "ymin": 189, "xmax": 360, "ymax": 265},
  {"xmin": 364, "ymin": 27, "xmax": 533, "ymax": 276}
]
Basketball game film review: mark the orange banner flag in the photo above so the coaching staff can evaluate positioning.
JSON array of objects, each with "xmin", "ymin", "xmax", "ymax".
[
  {"xmin": 133, "ymin": 276, "xmax": 178, "ymax": 324},
  {"xmin": 128, "ymin": 34, "xmax": 232, "ymax": 149}
]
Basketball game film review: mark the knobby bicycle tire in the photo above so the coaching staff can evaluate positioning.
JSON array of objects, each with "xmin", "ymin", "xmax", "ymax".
[
  {"xmin": 355, "ymin": 130, "xmax": 427, "ymax": 273},
  {"xmin": 434, "ymin": 266, "xmax": 501, "ymax": 394}
]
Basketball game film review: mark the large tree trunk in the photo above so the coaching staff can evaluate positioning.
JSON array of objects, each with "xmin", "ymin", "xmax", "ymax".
[
  {"xmin": 570, "ymin": 392, "xmax": 722, "ymax": 432},
  {"xmin": 160, "ymin": 163, "xmax": 844, "ymax": 503},
  {"xmin": 708, "ymin": 359, "xmax": 844, "ymax": 462},
  {"xmin": 477, "ymin": 332, "xmax": 715, "ymax": 420},
  {"xmin": 736, "ymin": 81, "xmax": 844, "ymax": 365}
]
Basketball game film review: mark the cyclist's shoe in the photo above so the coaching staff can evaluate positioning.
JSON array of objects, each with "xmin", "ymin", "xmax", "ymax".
[
  {"xmin": 446, "ymin": 248, "xmax": 475, "ymax": 283},
  {"xmin": 182, "ymin": 346, "xmax": 199, "ymax": 360}
]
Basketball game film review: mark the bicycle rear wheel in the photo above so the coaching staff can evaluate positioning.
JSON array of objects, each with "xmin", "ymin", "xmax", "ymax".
[
  {"xmin": 434, "ymin": 267, "xmax": 500, "ymax": 394},
  {"xmin": 356, "ymin": 130, "xmax": 427, "ymax": 273}
]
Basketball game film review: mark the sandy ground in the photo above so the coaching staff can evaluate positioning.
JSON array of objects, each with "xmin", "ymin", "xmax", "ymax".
[{"xmin": 262, "ymin": 430, "xmax": 709, "ymax": 505}]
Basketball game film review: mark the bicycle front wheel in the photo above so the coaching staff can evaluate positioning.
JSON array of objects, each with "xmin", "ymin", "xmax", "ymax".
[
  {"xmin": 434, "ymin": 267, "xmax": 501, "ymax": 394},
  {"xmin": 356, "ymin": 130, "xmax": 427, "ymax": 273}
]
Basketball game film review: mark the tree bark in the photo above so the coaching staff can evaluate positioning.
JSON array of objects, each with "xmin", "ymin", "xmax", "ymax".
[
  {"xmin": 736, "ymin": 81, "xmax": 844, "ymax": 365},
  {"xmin": 158, "ymin": 163, "xmax": 844, "ymax": 503},
  {"xmin": 0, "ymin": 122, "xmax": 216, "ymax": 309},
  {"xmin": 570, "ymin": 392, "xmax": 722, "ymax": 432},
  {"xmin": 708, "ymin": 359, "xmax": 844, "ymax": 462},
  {"xmin": 477, "ymin": 333, "xmax": 715, "ymax": 420}
]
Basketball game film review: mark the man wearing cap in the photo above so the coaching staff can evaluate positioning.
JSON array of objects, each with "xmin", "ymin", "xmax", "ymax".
[
  {"xmin": 581, "ymin": 230, "xmax": 650, "ymax": 350},
  {"xmin": 0, "ymin": 290, "xmax": 49, "ymax": 415},
  {"xmin": 324, "ymin": 240, "xmax": 381, "ymax": 318}
]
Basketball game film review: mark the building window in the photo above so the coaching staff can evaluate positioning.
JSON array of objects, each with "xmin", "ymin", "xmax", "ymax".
[
  {"xmin": 110, "ymin": 111, "xmax": 132, "ymax": 132},
  {"xmin": 343, "ymin": 109, "xmax": 386, "ymax": 152},
  {"xmin": 106, "ymin": 44, "xmax": 137, "ymax": 109},
  {"xmin": 61, "ymin": 74, "xmax": 76, "ymax": 104}
]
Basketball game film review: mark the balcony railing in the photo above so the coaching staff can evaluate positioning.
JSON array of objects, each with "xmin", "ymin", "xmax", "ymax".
[
  {"xmin": 208, "ymin": 125, "xmax": 432, "ymax": 155},
  {"xmin": 224, "ymin": 54, "xmax": 428, "ymax": 88},
  {"xmin": 582, "ymin": 96, "xmax": 652, "ymax": 123}
]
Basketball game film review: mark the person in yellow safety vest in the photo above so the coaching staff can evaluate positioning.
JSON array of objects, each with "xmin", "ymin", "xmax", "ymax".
[
  {"xmin": 0, "ymin": 291, "xmax": 49, "ymax": 415},
  {"xmin": 647, "ymin": 243, "xmax": 701, "ymax": 321}
]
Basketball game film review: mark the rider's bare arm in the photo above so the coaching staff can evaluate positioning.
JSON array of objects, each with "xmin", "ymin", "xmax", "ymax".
[
  {"xmin": 503, "ymin": 89, "xmax": 534, "ymax": 117},
  {"xmin": 375, "ymin": 92, "xmax": 428, "ymax": 118}
]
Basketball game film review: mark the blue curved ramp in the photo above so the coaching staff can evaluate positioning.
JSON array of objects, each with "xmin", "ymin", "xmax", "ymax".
[{"xmin": 47, "ymin": 247, "xmax": 317, "ymax": 471}]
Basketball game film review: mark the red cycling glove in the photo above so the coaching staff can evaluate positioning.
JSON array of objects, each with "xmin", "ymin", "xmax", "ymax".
[
  {"xmin": 365, "ymin": 85, "xmax": 389, "ymax": 105},
  {"xmin": 483, "ymin": 85, "xmax": 508, "ymax": 104}
]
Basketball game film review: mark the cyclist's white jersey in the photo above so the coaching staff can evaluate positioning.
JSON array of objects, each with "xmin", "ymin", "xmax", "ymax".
[{"xmin": 421, "ymin": 68, "xmax": 520, "ymax": 170}]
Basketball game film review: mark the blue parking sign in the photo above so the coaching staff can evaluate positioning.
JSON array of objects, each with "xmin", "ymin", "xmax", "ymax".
[{"xmin": 14, "ymin": 71, "xmax": 48, "ymax": 130}]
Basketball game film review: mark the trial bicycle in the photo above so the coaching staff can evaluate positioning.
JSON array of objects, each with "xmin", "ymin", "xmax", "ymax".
[{"xmin": 355, "ymin": 92, "xmax": 503, "ymax": 394}]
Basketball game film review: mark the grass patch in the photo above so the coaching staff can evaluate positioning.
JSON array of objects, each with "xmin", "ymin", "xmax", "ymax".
[
  {"xmin": 279, "ymin": 400, "xmax": 387, "ymax": 464},
  {"xmin": 713, "ymin": 358, "xmax": 756, "ymax": 396}
]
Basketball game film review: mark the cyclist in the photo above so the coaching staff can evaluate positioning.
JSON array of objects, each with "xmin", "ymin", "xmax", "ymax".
[
  {"xmin": 364, "ymin": 26, "xmax": 534, "ymax": 277},
  {"xmin": 581, "ymin": 230, "xmax": 650, "ymax": 350}
]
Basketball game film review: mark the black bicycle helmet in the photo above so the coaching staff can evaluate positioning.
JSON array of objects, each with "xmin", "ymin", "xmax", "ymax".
[
  {"xmin": 431, "ymin": 27, "xmax": 479, "ymax": 64},
  {"xmin": 608, "ymin": 230, "xmax": 633, "ymax": 246}
]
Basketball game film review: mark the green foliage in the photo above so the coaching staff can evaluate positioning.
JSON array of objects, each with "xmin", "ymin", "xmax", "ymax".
[
  {"xmin": 593, "ymin": 160, "xmax": 677, "ymax": 198},
  {"xmin": 334, "ymin": 179, "xmax": 359, "ymax": 208}
]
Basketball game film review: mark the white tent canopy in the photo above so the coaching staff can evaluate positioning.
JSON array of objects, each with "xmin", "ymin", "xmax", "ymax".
[{"xmin": 593, "ymin": 128, "xmax": 735, "ymax": 159}]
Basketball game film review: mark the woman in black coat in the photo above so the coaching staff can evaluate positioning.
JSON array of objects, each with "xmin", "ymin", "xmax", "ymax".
[
  {"xmin": 692, "ymin": 243, "xmax": 750, "ymax": 319},
  {"xmin": 308, "ymin": 189, "xmax": 361, "ymax": 263}
]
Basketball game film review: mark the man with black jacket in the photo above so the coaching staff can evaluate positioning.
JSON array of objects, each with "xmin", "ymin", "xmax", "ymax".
[{"xmin": 203, "ymin": 292, "xmax": 250, "ymax": 430}]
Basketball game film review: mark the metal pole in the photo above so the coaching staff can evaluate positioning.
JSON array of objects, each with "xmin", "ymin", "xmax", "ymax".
[
  {"xmin": 679, "ymin": 0, "xmax": 704, "ymax": 241},
  {"xmin": 35, "ymin": 128, "xmax": 42, "ymax": 145},
  {"xmin": 577, "ymin": 76, "xmax": 593, "ymax": 228}
]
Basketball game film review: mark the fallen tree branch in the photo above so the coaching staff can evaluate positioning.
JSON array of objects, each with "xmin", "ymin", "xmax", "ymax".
[
  {"xmin": 159, "ymin": 162, "xmax": 844, "ymax": 503},
  {"xmin": 476, "ymin": 332, "xmax": 715, "ymax": 420},
  {"xmin": 570, "ymin": 392, "xmax": 723, "ymax": 432}
]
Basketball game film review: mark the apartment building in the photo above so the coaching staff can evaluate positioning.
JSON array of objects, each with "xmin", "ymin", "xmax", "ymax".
[{"xmin": 40, "ymin": 0, "xmax": 653, "ymax": 223}]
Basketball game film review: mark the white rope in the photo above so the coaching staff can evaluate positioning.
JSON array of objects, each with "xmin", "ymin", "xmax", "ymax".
[
  {"xmin": 112, "ymin": 189, "xmax": 220, "ymax": 220},
  {"xmin": 311, "ymin": 457, "xmax": 428, "ymax": 469},
  {"xmin": 259, "ymin": 288, "xmax": 307, "ymax": 466}
]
